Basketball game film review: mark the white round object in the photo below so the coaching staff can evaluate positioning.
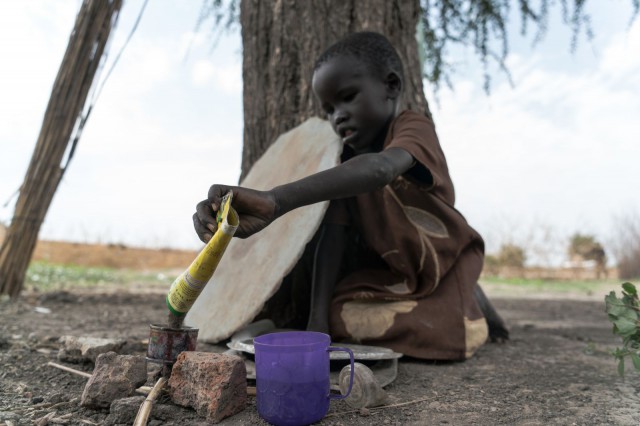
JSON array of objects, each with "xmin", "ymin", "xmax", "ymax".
[{"xmin": 185, "ymin": 118, "xmax": 341, "ymax": 343}]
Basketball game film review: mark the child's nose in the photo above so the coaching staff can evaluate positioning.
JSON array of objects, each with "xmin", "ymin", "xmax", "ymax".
[{"xmin": 334, "ymin": 109, "xmax": 348, "ymax": 126}]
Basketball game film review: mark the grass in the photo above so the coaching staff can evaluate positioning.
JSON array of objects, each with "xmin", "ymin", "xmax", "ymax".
[
  {"xmin": 481, "ymin": 276, "xmax": 629, "ymax": 300},
  {"xmin": 22, "ymin": 261, "xmax": 636, "ymax": 301},
  {"xmin": 25, "ymin": 261, "xmax": 177, "ymax": 292}
]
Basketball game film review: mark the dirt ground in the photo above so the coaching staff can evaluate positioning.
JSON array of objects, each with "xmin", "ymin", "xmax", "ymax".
[{"xmin": 1, "ymin": 284, "xmax": 639, "ymax": 425}]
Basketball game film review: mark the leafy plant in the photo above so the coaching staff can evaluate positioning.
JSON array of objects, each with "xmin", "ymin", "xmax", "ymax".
[{"xmin": 605, "ymin": 282, "xmax": 640, "ymax": 376}]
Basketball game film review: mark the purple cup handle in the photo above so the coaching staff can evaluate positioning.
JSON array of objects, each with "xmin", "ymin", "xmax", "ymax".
[{"xmin": 327, "ymin": 346, "xmax": 355, "ymax": 399}]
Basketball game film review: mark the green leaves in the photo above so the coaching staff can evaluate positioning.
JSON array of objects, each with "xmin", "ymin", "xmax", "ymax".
[
  {"xmin": 605, "ymin": 282, "xmax": 640, "ymax": 376},
  {"xmin": 622, "ymin": 282, "xmax": 637, "ymax": 296},
  {"xmin": 632, "ymin": 353, "xmax": 640, "ymax": 370},
  {"xmin": 618, "ymin": 357, "xmax": 625, "ymax": 377}
]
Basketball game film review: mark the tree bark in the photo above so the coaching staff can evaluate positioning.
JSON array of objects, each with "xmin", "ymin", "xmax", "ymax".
[
  {"xmin": 0, "ymin": 0, "xmax": 122, "ymax": 297},
  {"xmin": 239, "ymin": 0, "xmax": 429, "ymax": 179}
]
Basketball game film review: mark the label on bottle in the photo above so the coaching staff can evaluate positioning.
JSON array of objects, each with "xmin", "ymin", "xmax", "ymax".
[{"xmin": 166, "ymin": 191, "xmax": 238, "ymax": 316}]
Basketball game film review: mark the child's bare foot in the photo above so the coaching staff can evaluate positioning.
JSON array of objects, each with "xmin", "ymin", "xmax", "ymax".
[{"xmin": 474, "ymin": 284, "xmax": 510, "ymax": 343}]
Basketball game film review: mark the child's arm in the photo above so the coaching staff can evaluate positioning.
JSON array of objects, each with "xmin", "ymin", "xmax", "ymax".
[
  {"xmin": 273, "ymin": 147, "xmax": 414, "ymax": 217},
  {"xmin": 193, "ymin": 147, "xmax": 414, "ymax": 240},
  {"xmin": 306, "ymin": 222, "xmax": 347, "ymax": 333}
]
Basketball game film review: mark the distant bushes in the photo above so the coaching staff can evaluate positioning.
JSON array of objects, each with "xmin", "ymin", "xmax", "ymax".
[
  {"xmin": 484, "ymin": 244, "xmax": 526, "ymax": 276},
  {"xmin": 610, "ymin": 212, "xmax": 640, "ymax": 279},
  {"xmin": 481, "ymin": 219, "xmax": 639, "ymax": 280}
]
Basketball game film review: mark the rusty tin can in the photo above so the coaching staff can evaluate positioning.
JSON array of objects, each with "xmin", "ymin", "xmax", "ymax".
[{"xmin": 146, "ymin": 324, "xmax": 199, "ymax": 365}]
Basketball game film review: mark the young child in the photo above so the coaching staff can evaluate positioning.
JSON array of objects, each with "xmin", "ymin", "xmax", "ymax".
[{"xmin": 193, "ymin": 32, "xmax": 507, "ymax": 360}]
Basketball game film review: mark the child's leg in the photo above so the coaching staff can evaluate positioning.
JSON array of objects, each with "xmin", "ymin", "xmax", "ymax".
[
  {"xmin": 474, "ymin": 283, "xmax": 509, "ymax": 342},
  {"xmin": 306, "ymin": 223, "xmax": 347, "ymax": 333}
]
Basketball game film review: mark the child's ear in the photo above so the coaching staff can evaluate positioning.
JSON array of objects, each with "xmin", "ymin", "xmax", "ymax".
[{"xmin": 385, "ymin": 72, "xmax": 402, "ymax": 99}]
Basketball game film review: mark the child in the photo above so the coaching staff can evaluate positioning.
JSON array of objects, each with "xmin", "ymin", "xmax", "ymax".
[{"xmin": 193, "ymin": 32, "xmax": 508, "ymax": 360}]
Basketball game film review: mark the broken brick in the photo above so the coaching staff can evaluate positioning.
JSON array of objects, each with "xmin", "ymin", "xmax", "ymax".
[
  {"xmin": 80, "ymin": 352, "xmax": 147, "ymax": 408},
  {"xmin": 168, "ymin": 352, "xmax": 246, "ymax": 423}
]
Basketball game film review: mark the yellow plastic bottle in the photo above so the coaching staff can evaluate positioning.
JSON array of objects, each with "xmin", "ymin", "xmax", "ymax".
[{"xmin": 166, "ymin": 191, "xmax": 238, "ymax": 320}]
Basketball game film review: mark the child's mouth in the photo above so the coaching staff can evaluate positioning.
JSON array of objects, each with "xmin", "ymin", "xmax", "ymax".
[{"xmin": 342, "ymin": 129, "xmax": 357, "ymax": 143}]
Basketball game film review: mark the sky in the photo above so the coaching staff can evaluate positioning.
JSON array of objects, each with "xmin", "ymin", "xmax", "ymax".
[{"xmin": 0, "ymin": 1, "xmax": 639, "ymax": 265}]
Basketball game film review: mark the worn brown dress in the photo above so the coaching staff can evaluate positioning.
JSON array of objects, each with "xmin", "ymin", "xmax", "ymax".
[{"xmin": 326, "ymin": 110, "xmax": 488, "ymax": 360}]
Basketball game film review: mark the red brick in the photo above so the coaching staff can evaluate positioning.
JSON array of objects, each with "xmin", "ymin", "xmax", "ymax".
[{"xmin": 168, "ymin": 352, "xmax": 246, "ymax": 423}]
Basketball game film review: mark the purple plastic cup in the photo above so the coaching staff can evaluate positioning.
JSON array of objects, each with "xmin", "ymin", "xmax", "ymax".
[{"xmin": 254, "ymin": 331, "xmax": 355, "ymax": 426}]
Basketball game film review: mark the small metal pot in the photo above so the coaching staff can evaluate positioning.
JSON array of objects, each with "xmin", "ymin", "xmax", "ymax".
[{"xmin": 146, "ymin": 323, "xmax": 199, "ymax": 365}]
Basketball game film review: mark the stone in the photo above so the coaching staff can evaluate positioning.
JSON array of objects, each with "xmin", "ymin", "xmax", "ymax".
[
  {"xmin": 80, "ymin": 352, "xmax": 147, "ymax": 408},
  {"xmin": 151, "ymin": 402, "xmax": 200, "ymax": 422},
  {"xmin": 104, "ymin": 397, "xmax": 208, "ymax": 425},
  {"xmin": 104, "ymin": 396, "xmax": 145, "ymax": 425},
  {"xmin": 0, "ymin": 411, "xmax": 19, "ymax": 422},
  {"xmin": 168, "ymin": 352, "xmax": 247, "ymax": 423},
  {"xmin": 58, "ymin": 335, "xmax": 126, "ymax": 363},
  {"xmin": 0, "ymin": 335, "xmax": 9, "ymax": 350}
]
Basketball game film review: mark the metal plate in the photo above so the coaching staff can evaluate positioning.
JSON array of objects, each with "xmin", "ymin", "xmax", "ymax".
[{"xmin": 226, "ymin": 338, "xmax": 403, "ymax": 361}]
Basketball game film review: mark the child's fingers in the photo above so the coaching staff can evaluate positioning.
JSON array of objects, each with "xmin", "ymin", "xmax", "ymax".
[
  {"xmin": 195, "ymin": 198, "xmax": 215, "ymax": 219},
  {"xmin": 207, "ymin": 184, "xmax": 233, "ymax": 211},
  {"xmin": 192, "ymin": 212, "xmax": 215, "ymax": 242},
  {"xmin": 194, "ymin": 200, "xmax": 218, "ymax": 239}
]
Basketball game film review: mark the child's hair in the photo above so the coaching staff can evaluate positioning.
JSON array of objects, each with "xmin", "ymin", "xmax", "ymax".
[{"xmin": 314, "ymin": 31, "xmax": 404, "ymax": 86}]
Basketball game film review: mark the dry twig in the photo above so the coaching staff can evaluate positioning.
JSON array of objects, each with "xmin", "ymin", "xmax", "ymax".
[
  {"xmin": 47, "ymin": 362, "xmax": 92, "ymax": 378},
  {"xmin": 49, "ymin": 413, "xmax": 73, "ymax": 424},
  {"xmin": 133, "ymin": 376, "xmax": 167, "ymax": 426},
  {"xmin": 136, "ymin": 386, "xmax": 152, "ymax": 395},
  {"xmin": 34, "ymin": 411, "xmax": 57, "ymax": 426}
]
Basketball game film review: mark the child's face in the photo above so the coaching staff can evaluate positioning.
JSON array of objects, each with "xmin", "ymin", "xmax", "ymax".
[{"xmin": 312, "ymin": 55, "xmax": 399, "ymax": 154}]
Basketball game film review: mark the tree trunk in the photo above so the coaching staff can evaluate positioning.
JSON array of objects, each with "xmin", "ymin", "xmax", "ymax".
[
  {"xmin": 0, "ymin": 0, "xmax": 123, "ymax": 298},
  {"xmin": 239, "ymin": 0, "xmax": 429, "ymax": 179}
]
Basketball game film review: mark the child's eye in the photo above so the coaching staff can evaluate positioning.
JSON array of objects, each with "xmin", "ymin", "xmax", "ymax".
[{"xmin": 343, "ymin": 92, "xmax": 357, "ymax": 102}]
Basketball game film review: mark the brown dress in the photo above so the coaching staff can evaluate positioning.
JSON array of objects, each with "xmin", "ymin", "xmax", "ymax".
[{"xmin": 327, "ymin": 110, "xmax": 488, "ymax": 360}]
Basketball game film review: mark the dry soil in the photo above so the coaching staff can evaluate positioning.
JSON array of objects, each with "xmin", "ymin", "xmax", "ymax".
[{"xmin": 1, "ymin": 285, "xmax": 639, "ymax": 425}]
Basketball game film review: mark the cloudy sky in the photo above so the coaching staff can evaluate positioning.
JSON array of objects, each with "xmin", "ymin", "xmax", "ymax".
[{"xmin": 1, "ymin": 1, "xmax": 638, "ymax": 263}]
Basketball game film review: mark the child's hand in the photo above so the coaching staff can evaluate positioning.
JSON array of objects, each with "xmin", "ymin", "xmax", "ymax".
[{"xmin": 192, "ymin": 184, "xmax": 278, "ymax": 241}]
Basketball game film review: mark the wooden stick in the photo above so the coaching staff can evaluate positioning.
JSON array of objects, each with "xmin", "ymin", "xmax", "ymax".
[
  {"xmin": 133, "ymin": 377, "xmax": 167, "ymax": 426},
  {"xmin": 136, "ymin": 386, "xmax": 153, "ymax": 395},
  {"xmin": 47, "ymin": 362, "xmax": 92, "ymax": 378},
  {"xmin": 0, "ymin": 0, "xmax": 123, "ymax": 298}
]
